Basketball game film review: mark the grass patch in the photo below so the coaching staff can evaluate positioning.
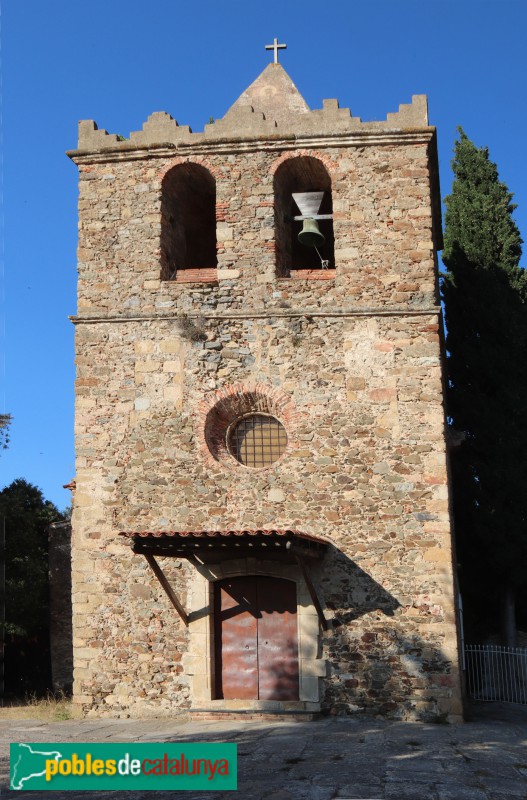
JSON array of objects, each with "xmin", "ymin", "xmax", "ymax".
[
  {"xmin": 178, "ymin": 314, "xmax": 207, "ymax": 342},
  {"xmin": 0, "ymin": 691, "xmax": 73, "ymax": 721}
]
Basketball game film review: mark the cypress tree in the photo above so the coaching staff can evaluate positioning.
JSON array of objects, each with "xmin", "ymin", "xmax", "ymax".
[{"xmin": 442, "ymin": 129, "xmax": 527, "ymax": 644}]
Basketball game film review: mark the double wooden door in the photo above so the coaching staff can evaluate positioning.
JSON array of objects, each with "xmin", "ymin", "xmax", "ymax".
[{"xmin": 214, "ymin": 576, "xmax": 299, "ymax": 701}]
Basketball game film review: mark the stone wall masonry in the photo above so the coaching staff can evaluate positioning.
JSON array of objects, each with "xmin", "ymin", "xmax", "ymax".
[
  {"xmin": 71, "ymin": 534, "xmax": 192, "ymax": 717},
  {"xmin": 73, "ymin": 141, "xmax": 439, "ymax": 318},
  {"xmin": 70, "ymin": 100, "xmax": 461, "ymax": 720},
  {"xmin": 74, "ymin": 314, "xmax": 448, "ymax": 531},
  {"xmin": 48, "ymin": 522, "xmax": 73, "ymax": 692},
  {"xmin": 72, "ymin": 309, "xmax": 462, "ymax": 720}
]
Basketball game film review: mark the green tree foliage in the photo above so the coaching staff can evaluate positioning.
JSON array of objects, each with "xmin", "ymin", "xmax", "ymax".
[
  {"xmin": 0, "ymin": 414, "xmax": 12, "ymax": 450},
  {"xmin": 0, "ymin": 478, "xmax": 65, "ymax": 637},
  {"xmin": 442, "ymin": 129, "xmax": 527, "ymax": 641}
]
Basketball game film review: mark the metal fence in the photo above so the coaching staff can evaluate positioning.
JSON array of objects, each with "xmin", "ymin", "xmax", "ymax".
[{"xmin": 465, "ymin": 644, "xmax": 527, "ymax": 705}]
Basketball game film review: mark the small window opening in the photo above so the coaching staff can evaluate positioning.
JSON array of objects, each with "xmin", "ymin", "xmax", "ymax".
[
  {"xmin": 274, "ymin": 157, "xmax": 334, "ymax": 276},
  {"xmin": 161, "ymin": 163, "xmax": 217, "ymax": 280},
  {"xmin": 227, "ymin": 414, "xmax": 287, "ymax": 468}
]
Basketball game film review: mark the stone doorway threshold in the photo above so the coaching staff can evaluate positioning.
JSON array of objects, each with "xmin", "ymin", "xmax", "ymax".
[{"xmin": 190, "ymin": 699, "xmax": 321, "ymax": 722}]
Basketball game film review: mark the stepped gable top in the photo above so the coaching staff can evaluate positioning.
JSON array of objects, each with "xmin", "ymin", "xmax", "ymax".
[
  {"xmin": 70, "ymin": 63, "xmax": 432, "ymax": 154},
  {"xmin": 225, "ymin": 62, "xmax": 310, "ymax": 125}
]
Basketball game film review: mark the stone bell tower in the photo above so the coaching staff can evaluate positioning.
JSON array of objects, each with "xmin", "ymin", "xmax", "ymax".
[{"xmin": 68, "ymin": 48, "xmax": 463, "ymax": 721}]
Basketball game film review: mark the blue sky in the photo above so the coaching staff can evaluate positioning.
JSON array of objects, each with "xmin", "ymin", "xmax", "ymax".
[{"xmin": 1, "ymin": 0, "xmax": 526, "ymax": 510}]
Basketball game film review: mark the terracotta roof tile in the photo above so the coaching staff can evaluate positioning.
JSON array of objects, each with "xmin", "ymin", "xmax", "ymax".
[{"xmin": 118, "ymin": 529, "xmax": 328, "ymax": 545}]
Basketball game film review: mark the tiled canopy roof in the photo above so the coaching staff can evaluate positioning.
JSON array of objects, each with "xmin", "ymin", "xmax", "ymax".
[{"xmin": 119, "ymin": 529, "xmax": 328, "ymax": 545}]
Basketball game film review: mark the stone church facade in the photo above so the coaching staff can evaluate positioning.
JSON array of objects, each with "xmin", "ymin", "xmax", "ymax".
[{"xmin": 68, "ymin": 61, "xmax": 463, "ymax": 720}]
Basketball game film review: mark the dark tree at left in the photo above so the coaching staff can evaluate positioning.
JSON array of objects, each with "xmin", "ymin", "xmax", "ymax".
[{"xmin": 0, "ymin": 479, "xmax": 65, "ymax": 696}]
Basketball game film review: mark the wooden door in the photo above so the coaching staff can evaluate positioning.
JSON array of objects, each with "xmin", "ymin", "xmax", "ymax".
[
  {"xmin": 214, "ymin": 577, "xmax": 258, "ymax": 699},
  {"xmin": 214, "ymin": 576, "xmax": 299, "ymax": 701}
]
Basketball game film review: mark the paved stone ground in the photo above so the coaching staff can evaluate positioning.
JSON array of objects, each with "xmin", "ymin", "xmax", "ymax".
[{"xmin": 1, "ymin": 705, "xmax": 526, "ymax": 799}]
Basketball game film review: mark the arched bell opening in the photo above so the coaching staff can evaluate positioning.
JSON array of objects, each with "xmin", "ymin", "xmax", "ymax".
[
  {"xmin": 274, "ymin": 156, "xmax": 335, "ymax": 276},
  {"xmin": 160, "ymin": 163, "xmax": 217, "ymax": 280}
]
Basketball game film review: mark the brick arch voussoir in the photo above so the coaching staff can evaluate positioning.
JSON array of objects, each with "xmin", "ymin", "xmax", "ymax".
[
  {"xmin": 269, "ymin": 149, "xmax": 338, "ymax": 179},
  {"xmin": 196, "ymin": 382, "xmax": 301, "ymax": 470},
  {"xmin": 158, "ymin": 156, "xmax": 221, "ymax": 181}
]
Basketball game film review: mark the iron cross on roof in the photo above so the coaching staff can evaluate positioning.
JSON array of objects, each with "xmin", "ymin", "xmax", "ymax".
[{"xmin": 265, "ymin": 38, "xmax": 287, "ymax": 64}]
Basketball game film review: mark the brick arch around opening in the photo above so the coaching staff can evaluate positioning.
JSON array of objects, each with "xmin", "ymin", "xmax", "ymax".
[
  {"xmin": 158, "ymin": 155, "xmax": 222, "ymax": 182},
  {"xmin": 184, "ymin": 559, "xmax": 326, "ymax": 711},
  {"xmin": 269, "ymin": 149, "xmax": 338, "ymax": 177},
  {"xmin": 196, "ymin": 382, "xmax": 301, "ymax": 471}
]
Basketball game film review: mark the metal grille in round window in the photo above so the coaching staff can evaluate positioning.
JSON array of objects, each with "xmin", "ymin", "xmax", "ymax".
[{"xmin": 227, "ymin": 414, "xmax": 287, "ymax": 468}]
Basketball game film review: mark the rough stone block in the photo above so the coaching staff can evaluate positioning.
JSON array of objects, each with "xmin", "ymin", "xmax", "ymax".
[
  {"xmin": 299, "ymin": 676, "xmax": 320, "ymax": 702},
  {"xmin": 300, "ymin": 659, "xmax": 327, "ymax": 677}
]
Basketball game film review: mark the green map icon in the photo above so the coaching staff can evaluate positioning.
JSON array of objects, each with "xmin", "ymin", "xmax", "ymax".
[{"xmin": 11, "ymin": 743, "xmax": 63, "ymax": 790}]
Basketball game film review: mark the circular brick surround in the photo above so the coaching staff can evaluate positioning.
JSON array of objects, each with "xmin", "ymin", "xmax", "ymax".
[{"xmin": 197, "ymin": 382, "xmax": 300, "ymax": 470}]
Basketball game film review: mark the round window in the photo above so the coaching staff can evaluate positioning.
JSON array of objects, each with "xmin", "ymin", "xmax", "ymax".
[{"xmin": 227, "ymin": 414, "xmax": 287, "ymax": 468}]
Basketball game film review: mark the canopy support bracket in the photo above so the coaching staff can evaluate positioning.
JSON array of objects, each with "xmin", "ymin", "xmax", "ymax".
[
  {"xmin": 293, "ymin": 551, "xmax": 329, "ymax": 630},
  {"xmin": 144, "ymin": 553, "xmax": 189, "ymax": 627}
]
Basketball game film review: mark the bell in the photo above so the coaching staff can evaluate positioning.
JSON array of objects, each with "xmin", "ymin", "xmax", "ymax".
[{"xmin": 298, "ymin": 218, "xmax": 326, "ymax": 248}]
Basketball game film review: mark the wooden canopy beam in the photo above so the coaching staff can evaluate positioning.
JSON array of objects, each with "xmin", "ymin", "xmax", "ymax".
[
  {"xmin": 293, "ymin": 552, "xmax": 329, "ymax": 631},
  {"xmin": 144, "ymin": 554, "xmax": 189, "ymax": 627}
]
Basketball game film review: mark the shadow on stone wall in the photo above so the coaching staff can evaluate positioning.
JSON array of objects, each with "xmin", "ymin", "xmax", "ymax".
[
  {"xmin": 316, "ymin": 547, "xmax": 459, "ymax": 720},
  {"xmin": 48, "ymin": 522, "xmax": 73, "ymax": 694}
]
